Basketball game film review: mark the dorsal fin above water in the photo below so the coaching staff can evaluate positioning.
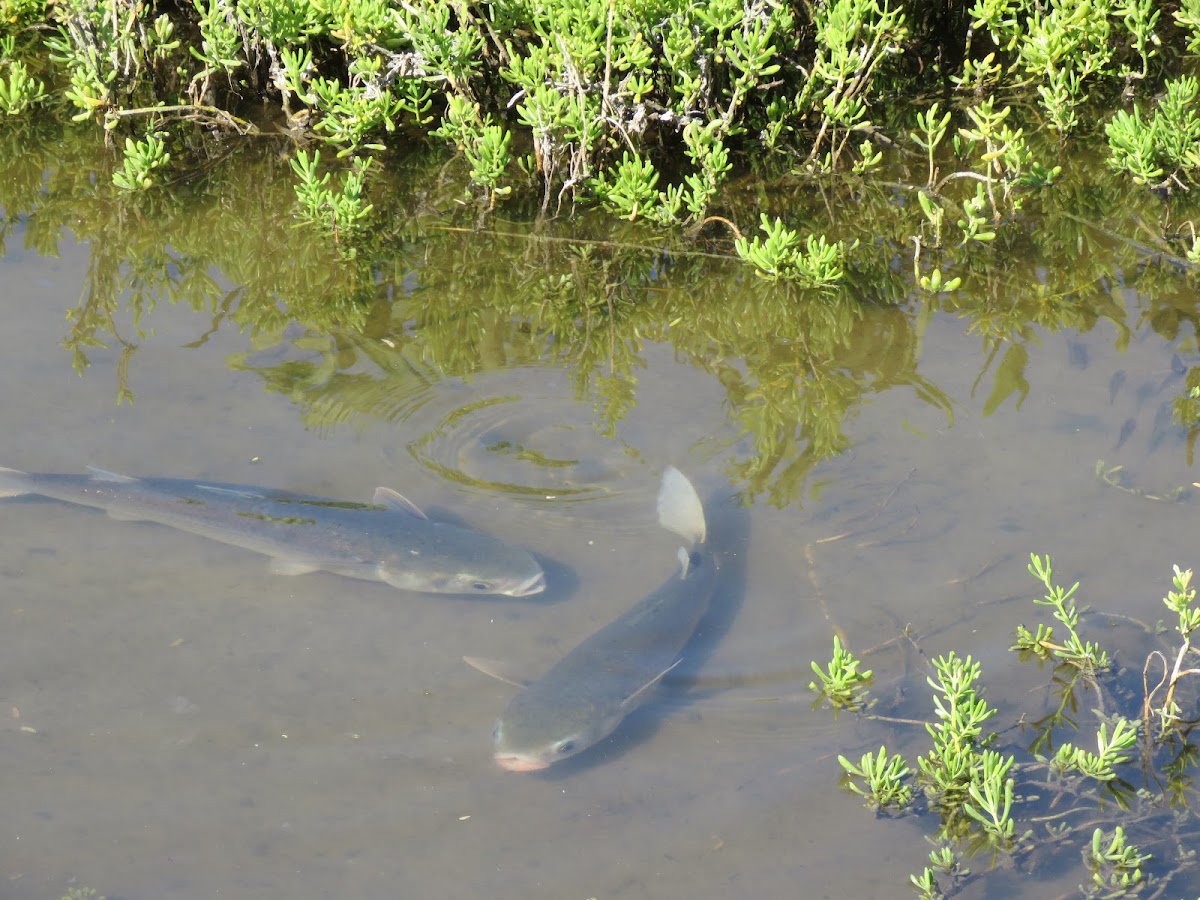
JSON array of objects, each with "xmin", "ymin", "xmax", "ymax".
[
  {"xmin": 657, "ymin": 466, "xmax": 706, "ymax": 546},
  {"xmin": 676, "ymin": 546, "xmax": 691, "ymax": 577},
  {"xmin": 86, "ymin": 466, "xmax": 138, "ymax": 484},
  {"xmin": 373, "ymin": 487, "xmax": 428, "ymax": 519}
]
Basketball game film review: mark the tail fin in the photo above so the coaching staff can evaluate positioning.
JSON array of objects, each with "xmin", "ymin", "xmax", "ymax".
[
  {"xmin": 657, "ymin": 466, "xmax": 706, "ymax": 546},
  {"xmin": 0, "ymin": 466, "xmax": 32, "ymax": 498}
]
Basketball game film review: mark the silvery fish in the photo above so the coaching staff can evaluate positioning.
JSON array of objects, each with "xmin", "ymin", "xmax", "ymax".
[
  {"xmin": 469, "ymin": 466, "xmax": 716, "ymax": 771},
  {"xmin": 0, "ymin": 466, "xmax": 546, "ymax": 597}
]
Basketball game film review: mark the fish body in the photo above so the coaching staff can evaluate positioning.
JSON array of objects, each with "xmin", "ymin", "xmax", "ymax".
[
  {"xmin": 489, "ymin": 466, "xmax": 715, "ymax": 771},
  {"xmin": 0, "ymin": 467, "xmax": 545, "ymax": 597}
]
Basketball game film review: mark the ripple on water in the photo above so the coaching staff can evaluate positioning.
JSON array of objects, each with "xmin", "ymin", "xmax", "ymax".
[{"xmin": 386, "ymin": 368, "xmax": 668, "ymax": 536}]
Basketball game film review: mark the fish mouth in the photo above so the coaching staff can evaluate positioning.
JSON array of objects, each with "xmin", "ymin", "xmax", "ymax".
[
  {"xmin": 494, "ymin": 753, "xmax": 551, "ymax": 772},
  {"xmin": 507, "ymin": 570, "xmax": 547, "ymax": 597}
]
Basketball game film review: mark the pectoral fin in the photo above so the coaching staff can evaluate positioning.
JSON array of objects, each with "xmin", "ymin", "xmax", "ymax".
[
  {"xmin": 0, "ymin": 467, "xmax": 31, "ymax": 498},
  {"xmin": 621, "ymin": 658, "xmax": 683, "ymax": 709},
  {"xmin": 86, "ymin": 466, "xmax": 138, "ymax": 483},
  {"xmin": 676, "ymin": 546, "xmax": 691, "ymax": 577},
  {"xmin": 269, "ymin": 557, "xmax": 323, "ymax": 576},
  {"xmin": 374, "ymin": 487, "xmax": 428, "ymax": 519},
  {"xmin": 463, "ymin": 656, "xmax": 530, "ymax": 688}
]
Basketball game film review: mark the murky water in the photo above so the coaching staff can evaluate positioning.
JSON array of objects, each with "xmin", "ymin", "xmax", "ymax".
[{"xmin": 3, "ymin": 169, "xmax": 1199, "ymax": 897}]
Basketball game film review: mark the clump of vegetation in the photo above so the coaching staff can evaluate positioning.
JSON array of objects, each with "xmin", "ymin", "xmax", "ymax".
[
  {"xmin": 811, "ymin": 553, "xmax": 1200, "ymax": 897},
  {"xmin": 0, "ymin": 0, "xmax": 1198, "ymax": 282}
]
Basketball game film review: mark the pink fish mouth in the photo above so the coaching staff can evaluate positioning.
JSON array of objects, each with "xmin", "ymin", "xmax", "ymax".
[{"xmin": 495, "ymin": 753, "xmax": 550, "ymax": 772}]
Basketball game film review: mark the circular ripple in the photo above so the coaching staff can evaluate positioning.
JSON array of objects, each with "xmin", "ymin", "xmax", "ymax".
[{"xmin": 397, "ymin": 368, "xmax": 664, "ymax": 532}]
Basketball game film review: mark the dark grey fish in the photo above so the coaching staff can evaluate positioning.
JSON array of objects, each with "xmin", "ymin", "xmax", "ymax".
[
  {"xmin": 1108, "ymin": 370, "xmax": 1125, "ymax": 404},
  {"xmin": 1113, "ymin": 416, "xmax": 1136, "ymax": 451},
  {"xmin": 1156, "ymin": 354, "xmax": 1187, "ymax": 395},
  {"xmin": 1148, "ymin": 400, "xmax": 1178, "ymax": 454},
  {"xmin": 0, "ymin": 466, "xmax": 545, "ymax": 597},
  {"xmin": 470, "ymin": 466, "xmax": 715, "ymax": 771}
]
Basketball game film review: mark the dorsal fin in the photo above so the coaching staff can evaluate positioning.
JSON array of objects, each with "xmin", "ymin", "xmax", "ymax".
[
  {"xmin": 657, "ymin": 466, "xmax": 706, "ymax": 545},
  {"xmin": 374, "ymin": 487, "xmax": 428, "ymax": 519}
]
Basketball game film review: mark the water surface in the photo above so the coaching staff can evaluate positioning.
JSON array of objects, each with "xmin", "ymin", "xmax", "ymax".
[{"xmin": 2, "ymin": 174, "xmax": 1198, "ymax": 898}]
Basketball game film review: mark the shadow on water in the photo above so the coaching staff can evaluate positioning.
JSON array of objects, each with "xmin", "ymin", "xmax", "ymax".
[{"xmin": 531, "ymin": 472, "xmax": 750, "ymax": 779}]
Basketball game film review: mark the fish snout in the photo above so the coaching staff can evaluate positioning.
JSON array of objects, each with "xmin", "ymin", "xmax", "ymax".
[{"xmin": 494, "ymin": 753, "xmax": 551, "ymax": 773}]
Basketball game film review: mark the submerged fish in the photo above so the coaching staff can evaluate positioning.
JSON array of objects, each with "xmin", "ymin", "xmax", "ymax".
[
  {"xmin": 0, "ymin": 466, "xmax": 545, "ymax": 597},
  {"xmin": 471, "ymin": 466, "xmax": 716, "ymax": 771}
]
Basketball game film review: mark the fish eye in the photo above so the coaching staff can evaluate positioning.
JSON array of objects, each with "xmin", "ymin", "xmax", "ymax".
[
  {"xmin": 471, "ymin": 580, "xmax": 494, "ymax": 592},
  {"xmin": 554, "ymin": 739, "xmax": 576, "ymax": 757}
]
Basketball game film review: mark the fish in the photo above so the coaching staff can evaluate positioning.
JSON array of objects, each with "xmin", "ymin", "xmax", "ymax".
[
  {"xmin": 0, "ymin": 466, "xmax": 546, "ymax": 597},
  {"xmin": 469, "ymin": 465, "xmax": 716, "ymax": 771},
  {"xmin": 1113, "ymin": 416, "xmax": 1136, "ymax": 451}
]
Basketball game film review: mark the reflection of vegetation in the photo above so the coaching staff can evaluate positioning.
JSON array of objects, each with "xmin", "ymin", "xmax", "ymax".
[
  {"xmin": 813, "ymin": 555, "xmax": 1200, "ymax": 898},
  {"xmin": 1, "ymin": 110, "xmax": 1197, "ymax": 503}
]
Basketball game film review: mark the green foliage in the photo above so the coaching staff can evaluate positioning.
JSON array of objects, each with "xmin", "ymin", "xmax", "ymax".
[
  {"xmin": 963, "ymin": 749, "xmax": 1016, "ymax": 844},
  {"xmin": 307, "ymin": 74, "xmax": 407, "ymax": 157},
  {"xmin": 1, "ymin": 0, "xmax": 44, "ymax": 31},
  {"xmin": 1144, "ymin": 565, "xmax": 1200, "ymax": 736},
  {"xmin": 44, "ymin": 0, "xmax": 151, "ymax": 123},
  {"xmin": 918, "ymin": 653, "xmax": 1001, "ymax": 814},
  {"xmin": 810, "ymin": 634, "xmax": 874, "ymax": 712},
  {"xmin": 5, "ymin": 0, "xmax": 1196, "ymax": 276},
  {"xmin": 1106, "ymin": 76, "xmax": 1200, "ymax": 189},
  {"xmin": 189, "ymin": 0, "xmax": 243, "ymax": 104},
  {"xmin": 734, "ymin": 216, "xmax": 854, "ymax": 287},
  {"xmin": 432, "ymin": 95, "xmax": 513, "ymax": 200},
  {"xmin": 910, "ymin": 845, "xmax": 968, "ymax": 900},
  {"xmin": 290, "ymin": 148, "xmax": 375, "ymax": 242},
  {"xmin": 1177, "ymin": 0, "xmax": 1200, "ymax": 53},
  {"xmin": 796, "ymin": 0, "xmax": 909, "ymax": 171},
  {"xmin": 1085, "ymin": 826, "xmax": 1149, "ymax": 898},
  {"xmin": 591, "ymin": 151, "xmax": 678, "ymax": 224},
  {"xmin": 911, "ymin": 103, "xmax": 952, "ymax": 190},
  {"xmin": 0, "ymin": 101, "xmax": 1189, "ymax": 510},
  {"xmin": 1013, "ymin": 554, "xmax": 1111, "ymax": 676},
  {"xmin": 112, "ymin": 129, "xmax": 170, "ymax": 190},
  {"xmin": 812, "ymin": 554, "xmax": 1200, "ymax": 897},
  {"xmin": 839, "ymin": 745, "xmax": 912, "ymax": 809},
  {"xmin": 1051, "ymin": 717, "xmax": 1138, "ymax": 782},
  {"xmin": 0, "ymin": 55, "xmax": 44, "ymax": 113},
  {"xmin": 1019, "ymin": 0, "xmax": 1112, "ymax": 133}
]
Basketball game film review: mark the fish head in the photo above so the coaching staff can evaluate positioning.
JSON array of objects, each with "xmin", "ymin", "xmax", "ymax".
[
  {"xmin": 491, "ymin": 693, "xmax": 624, "ymax": 772},
  {"xmin": 378, "ymin": 525, "xmax": 546, "ymax": 597}
]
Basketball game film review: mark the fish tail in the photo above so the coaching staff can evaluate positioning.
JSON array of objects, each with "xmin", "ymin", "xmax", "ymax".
[
  {"xmin": 657, "ymin": 466, "xmax": 706, "ymax": 546},
  {"xmin": 0, "ymin": 466, "xmax": 32, "ymax": 498}
]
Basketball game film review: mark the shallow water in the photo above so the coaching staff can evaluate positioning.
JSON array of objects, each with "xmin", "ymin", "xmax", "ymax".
[{"xmin": 1, "ymin": 210, "xmax": 1198, "ymax": 899}]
